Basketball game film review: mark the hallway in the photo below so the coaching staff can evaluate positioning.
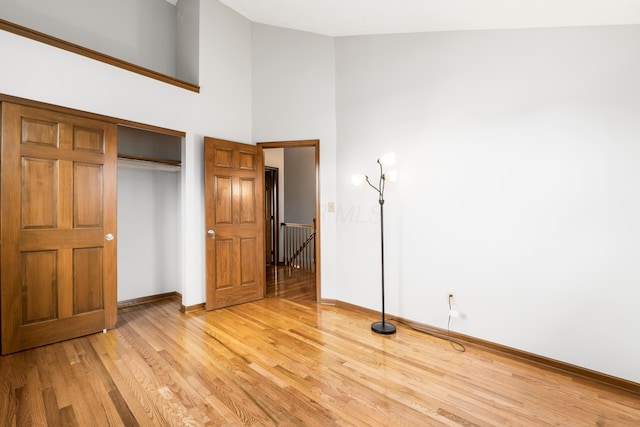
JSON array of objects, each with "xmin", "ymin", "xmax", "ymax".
[{"xmin": 266, "ymin": 265, "xmax": 316, "ymax": 301}]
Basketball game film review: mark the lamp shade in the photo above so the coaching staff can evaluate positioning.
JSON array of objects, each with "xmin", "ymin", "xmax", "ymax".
[
  {"xmin": 351, "ymin": 174, "xmax": 366, "ymax": 186},
  {"xmin": 385, "ymin": 170, "xmax": 398, "ymax": 183},
  {"xmin": 378, "ymin": 152, "xmax": 396, "ymax": 167}
]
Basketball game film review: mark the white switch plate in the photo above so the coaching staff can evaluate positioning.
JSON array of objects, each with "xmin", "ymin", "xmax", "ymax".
[{"xmin": 328, "ymin": 202, "xmax": 335, "ymax": 212}]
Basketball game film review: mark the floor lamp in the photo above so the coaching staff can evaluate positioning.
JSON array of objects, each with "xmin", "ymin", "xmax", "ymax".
[{"xmin": 352, "ymin": 152, "xmax": 397, "ymax": 335}]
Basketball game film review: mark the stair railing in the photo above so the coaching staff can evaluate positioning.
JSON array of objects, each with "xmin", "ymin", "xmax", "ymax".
[{"xmin": 281, "ymin": 220, "xmax": 316, "ymax": 272}]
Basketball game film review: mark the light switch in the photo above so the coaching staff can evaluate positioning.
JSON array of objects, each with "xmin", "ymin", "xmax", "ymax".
[{"xmin": 328, "ymin": 202, "xmax": 335, "ymax": 212}]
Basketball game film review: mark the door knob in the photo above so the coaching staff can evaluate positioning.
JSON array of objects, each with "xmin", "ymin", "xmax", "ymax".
[
  {"xmin": 207, "ymin": 230, "xmax": 216, "ymax": 239},
  {"xmin": 105, "ymin": 233, "xmax": 114, "ymax": 241}
]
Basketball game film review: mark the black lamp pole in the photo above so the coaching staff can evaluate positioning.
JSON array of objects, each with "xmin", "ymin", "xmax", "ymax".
[{"xmin": 365, "ymin": 159, "xmax": 396, "ymax": 335}]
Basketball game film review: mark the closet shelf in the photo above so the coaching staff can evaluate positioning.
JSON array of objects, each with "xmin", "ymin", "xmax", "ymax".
[
  {"xmin": 118, "ymin": 153, "xmax": 180, "ymax": 166},
  {"xmin": 117, "ymin": 153, "xmax": 181, "ymax": 166},
  {"xmin": 117, "ymin": 154, "xmax": 181, "ymax": 172}
]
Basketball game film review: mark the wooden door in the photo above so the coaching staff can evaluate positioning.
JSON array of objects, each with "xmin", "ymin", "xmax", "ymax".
[
  {"xmin": 204, "ymin": 137, "xmax": 264, "ymax": 310},
  {"xmin": 0, "ymin": 102, "xmax": 117, "ymax": 354}
]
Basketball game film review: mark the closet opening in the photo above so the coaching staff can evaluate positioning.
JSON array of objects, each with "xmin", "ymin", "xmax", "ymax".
[{"xmin": 116, "ymin": 126, "xmax": 182, "ymax": 307}]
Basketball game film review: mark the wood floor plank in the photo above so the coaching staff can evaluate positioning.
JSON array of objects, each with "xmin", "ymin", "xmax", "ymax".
[
  {"xmin": 24, "ymin": 364, "xmax": 48, "ymax": 426},
  {"xmin": 121, "ymin": 306, "xmax": 275, "ymax": 425},
  {"xmin": 109, "ymin": 326, "xmax": 191, "ymax": 426},
  {"xmin": 1, "ymin": 281, "xmax": 639, "ymax": 426},
  {"xmin": 73, "ymin": 339, "xmax": 128, "ymax": 426},
  {"xmin": 91, "ymin": 331, "xmax": 170, "ymax": 426},
  {"xmin": 155, "ymin": 340, "xmax": 274, "ymax": 425},
  {"xmin": 42, "ymin": 387, "xmax": 62, "ymax": 426},
  {"xmin": 91, "ymin": 334, "xmax": 159, "ymax": 425},
  {"xmin": 58, "ymin": 405, "xmax": 80, "ymax": 426},
  {"xmin": 0, "ymin": 352, "xmax": 19, "ymax": 426},
  {"xmin": 117, "ymin": 320, "xmax": 226, "ymax": 424}
]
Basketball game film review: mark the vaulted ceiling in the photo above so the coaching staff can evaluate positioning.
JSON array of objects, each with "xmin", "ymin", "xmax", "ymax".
[{"xmin": 217, "ymin": 0, "xmax": 640, "ymax": 37}]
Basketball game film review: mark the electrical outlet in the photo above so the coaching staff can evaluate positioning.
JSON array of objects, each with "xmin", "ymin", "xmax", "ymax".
[{"xmin": 448, "ymin": 292, "xmax": 456, "ymax": 306}]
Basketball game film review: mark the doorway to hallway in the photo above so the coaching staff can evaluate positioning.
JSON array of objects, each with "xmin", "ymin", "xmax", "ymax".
[{"xmin": 260, "ymin": 140, "xmax": 320, "ymax": 303}]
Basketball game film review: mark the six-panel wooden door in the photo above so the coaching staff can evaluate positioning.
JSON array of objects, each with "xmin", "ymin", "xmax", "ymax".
[
  {"xmin": 0, "ymin": 102, "xmax": 117, "ymax": 354},
  {"xmin": 204, "ymin": 137, "xmax": 265, "ymax": 310}
]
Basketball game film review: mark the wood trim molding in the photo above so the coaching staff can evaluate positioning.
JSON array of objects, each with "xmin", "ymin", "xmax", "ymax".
[
  {"xmin": 180, "ymin": 302, "xmax": 205, "ymax": 314},
  {"xmin": 0, "ymin": 18, "xmax": 200, "ymax": 93},
  {"xmin": 118, "ymin": 292, "xmax": 207, "ymax": 315},
  {"xmin": 0, "ymin": 94, "xmax": 186, "ymax": 138},
  {"xmin": 117, "ymin": 292, "xmax": 181, "ymax": 309},
  {"xmin": 332, "ymin": 300, "xmax": 640, "ymax": 396},
  {"xmin": 258, "ymin": 140, "xmax": 320, "ymax": 149}
]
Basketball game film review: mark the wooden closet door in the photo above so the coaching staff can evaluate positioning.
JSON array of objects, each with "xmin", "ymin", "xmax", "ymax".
[{"xmin": 1, "ymin": 102, "xmax": 117, "ymax": 354}]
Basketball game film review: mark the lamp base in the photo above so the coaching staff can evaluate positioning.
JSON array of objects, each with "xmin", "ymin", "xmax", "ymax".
[{"xmin": 371, "ymin": 321, "xmax": 396, "ymax": 335}]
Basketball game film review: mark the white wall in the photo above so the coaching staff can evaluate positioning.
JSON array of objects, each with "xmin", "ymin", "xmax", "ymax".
[
  {"xmin": 284, "ymin": 147, "xmax": 316, "ymax": 223},
  {"xmin": 117, "ymin": 165, "xmax": 180, "ymax": 301},
  {"xmin": 0, "ymin": 0, "xmax": 252, "ymax": 308},
  {"xmin": 252, "ymin": 24, "xmax": 338, "ymax": 298},
  {"xmin": 0, "ymin": 0, "xmax": 178, "ymax": 76},
  {"xmin": 176, "ymin": 0, "xmax": 200, "ymax": 83},
  {"xmin": 336, "ymin": 25, "xmax": 640, "ymax": 383},
  {"xmin": 182, "ymin": 0, "xmax": 252, "ymax": 306}
]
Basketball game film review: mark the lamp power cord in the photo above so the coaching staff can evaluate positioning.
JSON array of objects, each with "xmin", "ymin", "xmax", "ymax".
[
  {"xmin": 446, "ymin": 299, "xmax": 466, "ymax": 353},
  {"xmin": 391, "ymin": 303, "xmax": 466, "ymax": 353}
]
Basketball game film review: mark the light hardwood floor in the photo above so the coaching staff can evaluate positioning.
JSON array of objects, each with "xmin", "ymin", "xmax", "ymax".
[
  {"xmin": 1, "ymin": 283, "xmax": 639, "ymax": 425},
  {"xmin": 266, "ymin": 265, "xmax": 316, "ymax": 301}
]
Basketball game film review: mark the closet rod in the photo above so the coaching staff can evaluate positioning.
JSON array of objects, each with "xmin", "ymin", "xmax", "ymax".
[
  {"xmin": 117, "ymin": 156, "xmax": 181, "ymax": 172},
  {"xmin": 117, "ymin": 153, "xmax": 181, "ymax": 166}
]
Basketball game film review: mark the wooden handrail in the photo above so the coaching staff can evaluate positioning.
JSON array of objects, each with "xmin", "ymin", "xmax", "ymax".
[
  {"xmin": 281, "ymin": 222, "xmax": 314, "ymax": 228},
  {"xmin": 286, "ymin": 232, "xmax": 315, "ymax": 267}
]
